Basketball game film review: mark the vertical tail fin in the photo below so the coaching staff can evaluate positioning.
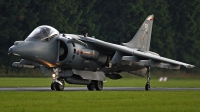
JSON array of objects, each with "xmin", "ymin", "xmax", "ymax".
[{"xmin": 123, "ymin": 14, "xmax": 154, "ymax": 51}]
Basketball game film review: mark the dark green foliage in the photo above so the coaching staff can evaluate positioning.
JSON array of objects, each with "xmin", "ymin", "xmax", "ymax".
[{"xmin": 0, "ymin": 0, "xmax": 199, "ymax": 73}]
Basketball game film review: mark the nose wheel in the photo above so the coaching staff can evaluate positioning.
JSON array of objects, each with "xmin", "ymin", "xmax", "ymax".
[
  {"xmin": 55, "ymin": 79, "xmax": 65, "ymax": 91},
  {"xmin": 51, "ymin": 82, "xmax": 56, "ymax": 90},
  {"xmin": 51, "ymin": 79, "xmax": 65, "ymax": 91}
]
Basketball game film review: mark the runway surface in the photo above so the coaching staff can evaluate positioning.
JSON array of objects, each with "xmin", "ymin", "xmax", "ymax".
[{"xmin": 0, "ymin": 87, "xmax": 200, "ymax": 91}]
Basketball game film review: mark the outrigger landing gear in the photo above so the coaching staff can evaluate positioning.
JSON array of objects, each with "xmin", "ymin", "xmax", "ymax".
[
  {"xmin": 145, "ymin": 67, "xmax": 151, "ymax": 91},
  {"xmin": 87, "ymin": 80, "xmax": 103, "ymax": 91}
]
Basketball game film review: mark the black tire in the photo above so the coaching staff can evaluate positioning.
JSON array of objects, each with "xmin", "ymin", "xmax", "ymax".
[
  {"xmin": 55, "ymin": 79, "xmax": 65, "ymax": 91},
  {"xmin": 94, "ymin": 81, "xmax": 103, "ymax": 91},
  {"xmin": 51, "ymin": 82, "xmax": 55, "ymax": 90},
  {"xmin": 87, "ymin": 83, "xmax": 95, "ymax": 91},
  {"xmin": 145, "ymin": 83, "xmax": 150, "ymax": 91}
]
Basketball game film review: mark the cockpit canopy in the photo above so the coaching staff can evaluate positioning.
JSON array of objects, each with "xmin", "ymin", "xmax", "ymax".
[{"xmin": 25, "ymin": 25, "xmax": 59, "ymax": 41}]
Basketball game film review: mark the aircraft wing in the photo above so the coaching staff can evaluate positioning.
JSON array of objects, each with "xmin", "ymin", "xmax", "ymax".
[
  {"xmin": 76, "ymin": 14, "xmax": 194, "ymax": 69},
  {"xmin": 78, "ymin": 37, "xmax": 195, "ymax": 69},
  {"xmin": 132, "ymin": 50, "xmax": 195, "ymax": 68}
]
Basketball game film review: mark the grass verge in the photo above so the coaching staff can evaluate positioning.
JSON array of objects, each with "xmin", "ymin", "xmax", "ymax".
[{"xmin": 0, "ymin": 91, "xmax": 200, "ymax": 112}]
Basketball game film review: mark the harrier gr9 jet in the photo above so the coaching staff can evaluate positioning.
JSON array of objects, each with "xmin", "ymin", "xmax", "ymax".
[{"xmin": 8, "ymin": 14, "xmax": 195, "ymax": 91}]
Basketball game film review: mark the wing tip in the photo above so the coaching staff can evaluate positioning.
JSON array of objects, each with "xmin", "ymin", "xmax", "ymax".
[{"xmin": 185, "ymin": 65, "xmax": 195, "ymax": 68}]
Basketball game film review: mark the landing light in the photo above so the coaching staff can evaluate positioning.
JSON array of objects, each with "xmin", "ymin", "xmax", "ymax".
[{"xmin": 52, "ymin": 73, "xmax": 56, "ymax": 79}]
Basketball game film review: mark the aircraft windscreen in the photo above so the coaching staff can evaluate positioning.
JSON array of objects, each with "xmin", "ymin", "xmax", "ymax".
[{"xmin": 25, "ymin": 25, "xmax": 59, "ymax": 41}]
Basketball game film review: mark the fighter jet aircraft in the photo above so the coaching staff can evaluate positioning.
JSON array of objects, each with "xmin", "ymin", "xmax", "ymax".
[{"xmin": 8, "ymin": 14, "xmax": 195, "ymax": 91}]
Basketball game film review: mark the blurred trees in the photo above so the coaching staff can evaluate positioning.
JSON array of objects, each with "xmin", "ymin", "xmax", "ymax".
[
  {"xmin": 0, "ymin": 0, "xmax": 35, "ymax": 66},
  {"xmin": 168, "ymin": 0, "xmax": 200, "ymax": 69},
  {"xmin": 0, "ymin": 0, "xmax": 199, "ymax": 72}
]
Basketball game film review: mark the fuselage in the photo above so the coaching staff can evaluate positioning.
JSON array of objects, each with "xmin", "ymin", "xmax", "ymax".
[{"xmin": 8, "ymin": 25, "xmax": 146, "ymax": 76}]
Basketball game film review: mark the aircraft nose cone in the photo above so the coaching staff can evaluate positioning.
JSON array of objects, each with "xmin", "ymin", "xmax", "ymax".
[
  {"xmin": 8, "ymin": 47, "xmax": 12, "ymax": 53},
  {"xmin": 8, "ymin": 41, "xmax": 34, "ymax": 57}
]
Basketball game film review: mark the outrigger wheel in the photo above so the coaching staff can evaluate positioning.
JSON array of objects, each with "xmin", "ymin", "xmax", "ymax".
[{"xmin": 145, "ymin": 83, "xmax": 150, "ymax": 91}]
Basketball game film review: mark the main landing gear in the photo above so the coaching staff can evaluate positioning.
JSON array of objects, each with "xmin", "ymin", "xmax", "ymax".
[
  {"xmin": 145, "ymin": 67, "xmax": 151, "ymax": 91},
  {"xmin": 87, "ymin": 80, "xmax": 103, "ymax": 91}
]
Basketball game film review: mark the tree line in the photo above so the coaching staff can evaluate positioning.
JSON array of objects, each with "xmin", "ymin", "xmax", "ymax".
[{"xmin": 0, "ymin": 0, "xmax": 199, "ymax": 73}]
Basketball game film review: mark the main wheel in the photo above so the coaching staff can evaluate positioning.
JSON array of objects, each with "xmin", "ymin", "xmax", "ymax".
[
  {"xmin": 145, "ymin": 83, "xmax": 150, "ymax": 91},
  {"xmin": 87, "ymin": 83, "xmax": 95, "ymax": 91},
  {"xmin": 94, "ymin": 81, "xmax": 103, "ymax": 91},
  {"xmin": 55, "ymin": 79, "xmax": 65, "ymax": 91},
  {"xmin": 51, "ymin": 82, "xmax": 55, "ymax": 90}
]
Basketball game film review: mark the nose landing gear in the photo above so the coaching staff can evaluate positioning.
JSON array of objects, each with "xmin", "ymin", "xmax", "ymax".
[
  {"xmin": 51, "ymin": 68, "xmax": 65, "ymax": 91},
  {"xmin": 51, "ymin": 79, "xmax": 65, "ymax": 91},
  {"xmin": 50, "ymin": 82, "xmax": 55, "ymax": 90}
]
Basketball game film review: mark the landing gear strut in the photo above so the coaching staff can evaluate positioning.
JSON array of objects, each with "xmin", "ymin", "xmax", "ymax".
[
  {"xmin": 51, "ymin": 68, "xmax": 65, "ymax": 91},
  {"xmin": 145, "ymin": 67, "xmax": 151, "ymax": 91},
  {"xmin": 87, "ymin": 80, "xmax": 103, "ymax": 91}
]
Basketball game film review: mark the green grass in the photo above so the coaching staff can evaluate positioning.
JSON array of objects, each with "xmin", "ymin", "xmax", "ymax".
[
  {"xmin": 0, "ymin": 76, "xmax": 200, "ymax": 112},
  {"xmin": 0, "ymin": 76, "xmax": 200, "ymax": 88},
  {"xmin": 0, "ymin": 91, "xmax": 200, "ymax": 112}
]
